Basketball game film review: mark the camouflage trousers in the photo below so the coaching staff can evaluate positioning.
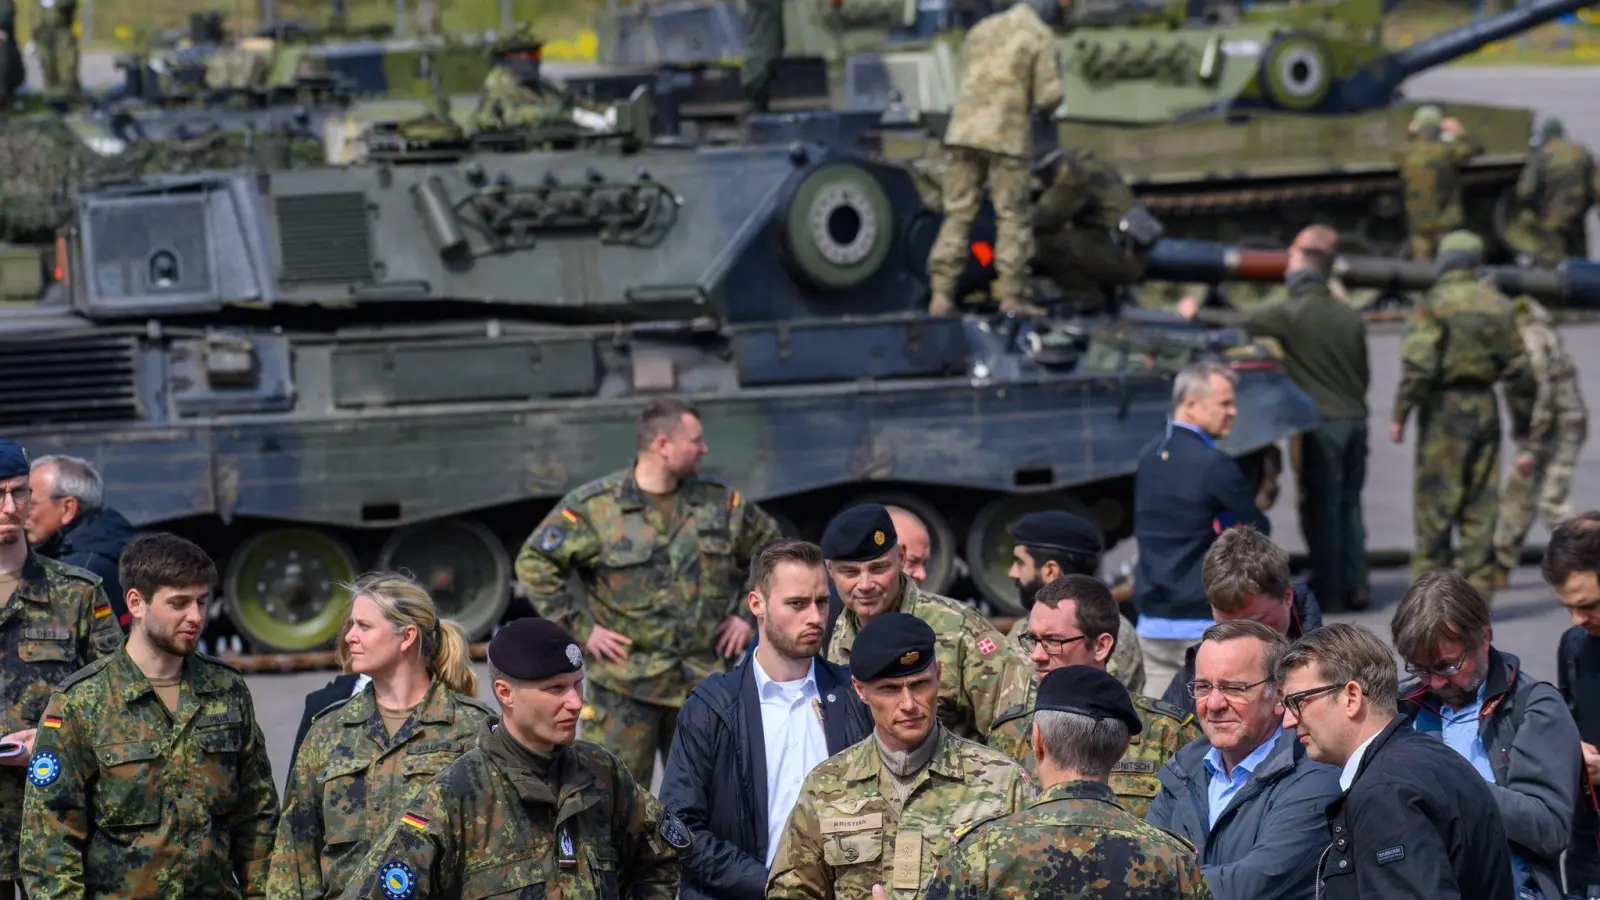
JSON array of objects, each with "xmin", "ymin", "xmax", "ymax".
[
  {"xmin": 31, "ymin": 22, "xmax": 78, "ymax": 96},
  {"xmin": 1503, "ymin": 216, "xmax": 1587, "ymax": 267},
  {"xmin": 1300, "ymin": 419, "xmax": 1370, "ymax": 611},
  {"xmin": 927, "ymin": 145, "xmax": 1033, "ymax": 303},
  {"xmin": 1411, "ymin": 389, "xmax": 1502, "ymax": 595},
  {"xmin": 1493, "ymin": 418, "xmax": 1588, "ymax": 570},
  {"xmin": 582, "ymin": 683, "xmax": 678, "ymax": 788},
  {"xmin": 1033, "ymin": 225, "xmax": 1146, "ymax": 313}
]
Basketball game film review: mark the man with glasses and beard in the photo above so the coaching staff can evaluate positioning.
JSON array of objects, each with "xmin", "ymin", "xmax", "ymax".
[
  {"xmin": 20, "ymin": 533, "xmax": 278, "ymax": 898},
  {"xmin": 1392, "ymin": 569, "xmax": 1579, "ymax": 900},
  {"xmin": 0, "ymin": 439, "xmax": 122, "ymax": 899},
  {"xmin": 661, "ymin": 540, "xmax": 873, "ymax": 900},
  {"xmin": 1278, "ymin": 622, "xmax": 1511, "ymax": 900}
]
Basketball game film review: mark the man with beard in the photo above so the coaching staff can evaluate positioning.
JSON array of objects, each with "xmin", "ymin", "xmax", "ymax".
[
  {"xmin": 1005, "ymin": 510, "xmax": 1146, "ymax": 695},
  {"xmin": 20, "ymin": 533, "xmax": 278, "ymax": 898},
  {"xmin": 517, "ymin": 397, "xmax": 782, "ymax": 786},
  {"xmin": 987, "ymin": 575, "xmax": 1198, "ymax": 816},
  {"xmin": 341, "ymin": 617, "xmax": 684, "ymax": 899},
  {"xmin": 767, "ymin": 613, "xmax": 1031, "ymax": 899},
  {"xmin": 660, "ymin": 539, "xmax": 873, "ymax": 900},
  {"xmin": 0, "ymin": 440, "xmax": 122, "ymax": 899},
  {"xmin": 1393, "ymin": 569, "xmax": 1579, "ymax": 900},
  {"xmin": 820, "ymin": 503, "xmax": 1031, "ymax": 742}
]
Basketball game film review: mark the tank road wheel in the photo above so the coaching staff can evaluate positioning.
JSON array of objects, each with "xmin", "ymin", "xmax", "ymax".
[
  {"xmin": 224, "ymin": 528, "xmax": 359, "ymax": 653},
  {"xmin": 965, "ymin": 492, "xmax": 1097, "ymax": 617},
  {"xmin": 840, "ymin": 491, "xmax": 958, "ymax": 597},
  {"xmin": 782, "ymin": 162, "xmax": 896, "ymax": 291},
  {"xmin": 377, "ymin": 518, "xmax": 511, "ymax": 642},
  {"xmin": 1258, "ymin": 32, "xmax": 1332, "ymax": 111}
]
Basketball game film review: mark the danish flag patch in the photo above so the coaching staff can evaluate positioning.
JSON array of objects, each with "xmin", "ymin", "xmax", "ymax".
[{"xmin": 978, "ymin": 638, "xmax": 997, "ymax": 655}]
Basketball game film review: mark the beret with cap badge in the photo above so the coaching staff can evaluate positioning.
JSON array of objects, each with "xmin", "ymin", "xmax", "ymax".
[
  {"xmin": 821, "ymin": 504, "xmax": 898, "ymax": 562},
  {"xmin": 1035, "ymin": 664, "xmax": 1142, "ymax": 735},
  {"xmin": 849, "ymin": 612, "xmax": 936, "ymax": 682},
  {"xmin": 0, "ymin": 440, "xmax": 28, "ymax": 481},
  {"xmin": 488, "ymin": 617, "xmax": 585, "ymax": 682}
]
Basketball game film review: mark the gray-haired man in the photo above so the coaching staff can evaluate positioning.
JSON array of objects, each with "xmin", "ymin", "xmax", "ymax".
[{"xmin": 26, "ymin": 455, "xmax": 137, "ymax": 628}]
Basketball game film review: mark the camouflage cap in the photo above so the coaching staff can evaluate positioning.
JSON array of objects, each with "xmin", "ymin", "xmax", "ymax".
[
  {"xmin": 1438, "ymin": 230, "xmax": 1484, "ymax": 256},
  {"xmin": 1540, "ymin": 117, "xmax": 1565, "ymax": 140},
  {"xmin": 491, "ymin": 24, "xmax": 543, "ymax": 55},
  {"xmin": 1411, "ymin": 105, "xmax": 1442, "ymax": 130}
]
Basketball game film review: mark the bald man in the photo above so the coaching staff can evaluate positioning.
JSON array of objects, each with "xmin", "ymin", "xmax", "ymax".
[{"xmin": 886, "ymin": 506, "xmax": 931, "ymax": 584}]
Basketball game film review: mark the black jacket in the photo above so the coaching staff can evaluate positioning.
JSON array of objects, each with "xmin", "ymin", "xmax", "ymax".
[
  {"xmin": 659, "ymin": 654, "xmax": 873, "ymax": 900},
  {"xmin": 1560, "ymin": 626, "xmax": 1600, "ymax": 892},
  {"xmin": 291, "ymin": 673, "xmax": 363, "ymax": 768},
  {"xmin": 37, "ymin": 507, "xmax": 139, "ymax": 627},
  {"xmin": 1318, "ymin": 717, "xmax": 1513, "ymax": 900},
  {"xmin": 1160, "ymin": 582, "xmax": 1324, "ymax": 716},
  {"xmin": 1132, "ymin": 423, "xmax": 1271, "ymax": 621}
]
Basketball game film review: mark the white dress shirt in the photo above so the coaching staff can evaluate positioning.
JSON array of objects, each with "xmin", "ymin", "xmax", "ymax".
[
  {"xmin": 1338, "ymin": 729, "xmax": 1381, "ymax": 792},
  {"xmin": 352, "ymin": 674, "xmax": 372, "ymax": 696},
  {"xmin": 753, "ymin": 655, "xmax": 830, "ymax": 868}
]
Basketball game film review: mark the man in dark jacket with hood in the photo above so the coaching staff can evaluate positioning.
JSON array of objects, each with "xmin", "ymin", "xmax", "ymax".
[
  {"xmin": 1162, "ymin": 526, "xmax": 1322, "ymax": 716},
  {"xmin": 1392, "ymin": 568, "xmax": 1580, "ymax": 900},
  {"xmin": 25, "ymin": 454, "xmax": 137, "ymax": 628},
  {"xmin": 661, "ymin": 539, "xmax": 873, "ymax": 900},
  {"xmin": 1280, "ymin": 622, "xmax": 1512, "ymax": 900}
]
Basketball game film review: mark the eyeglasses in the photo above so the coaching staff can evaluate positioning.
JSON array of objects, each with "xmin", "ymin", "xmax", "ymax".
[
  {"xmin": 1187, "ymin": 678, "xmax": 1270, "ymax": 701},
  {"xmin": 1282, "ymin": 683, "xmax": 1342, "ymax": 717},
  {"xmin": 1019, "ymin": 633, "xmax": 1087, "ymax": 655},
  {"xmin": 0, "ymin": 487, "xmax": 30, "ymax": 508},
  {"xmin": 1403, "ymin": 649, "xmax": 1470, "ymax": 679}
]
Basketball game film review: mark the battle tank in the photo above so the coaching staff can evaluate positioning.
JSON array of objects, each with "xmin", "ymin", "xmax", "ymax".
[{"xmin": 0, "ymin": 102, "xmax": 1319, "ymax": 651}]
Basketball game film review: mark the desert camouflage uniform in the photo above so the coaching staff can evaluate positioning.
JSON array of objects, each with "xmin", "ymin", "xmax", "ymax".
[
  {"xmin": 267, "ymin": 680, "xmax": 497, "ymax": 900},
  {"xmin": 826, "ymin": 574, "xmax": 1032, "ymax": 742},
  {"xmin": 19, "ymin": 648, "xmax": 279, "ymax": 898},
  {"xmin": 0, "ymin": 551, "xmax": 121, "ymax": 883},
  {"xmin": 1505, "ymin": 136, "xmax": 1597, "ymax": 266},
  {"xmin": 1006, "ymin": 614, "xmax": 1146, "ymax": 696},
  {"xmin": 985, "ymin": 680, "xmax": 1199, "ymax": 817},
  {"xmin": 765, "ymin": 725, "xmax": 1032, "ymax": 899},
  {"xmin": 1032, "ymin": 146, "xmax": 1146, "ymax": 312},
  {"xmin": 341, "ymin": 726, "xmax": 682, "ymax": 900},
  {"xmin": 470, "ymin": 66, "xmax": 570, "ymax": 133},
  {"xmin": 1493, "ymin": 296, "xmax": 1588, "ymax": 572},
  {"xmin": 1395, "ymin": 270, "xmax": 1535, "ymax": 595},
  {"xmin": 1394, "ymin": 128, "xmax": 1481, "ymax": 260},
  {"xmin": 926, "ymin": 2, "xmax": 1062, "ymax": 310},
  {"xmin": 515, "ymin": 469, "xmax": 780, "ymax": 785},
  {"xmin": 30, "ymin": 0, "xmax": 77, "ymax": 96},
  {"xmin": 924, "ymin": 780, "xmax": 1212, "ymax": 899}
]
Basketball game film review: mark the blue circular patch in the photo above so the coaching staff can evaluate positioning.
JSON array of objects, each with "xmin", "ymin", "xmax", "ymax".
[
  {"xmin": 538, "ymin": 525, "xmax": 564, "ymax": 552},
  {"xmin": 379, "ymin": 860, "xmax": 417, "ymax": 900},
  {"xmin": 28, "ymin": 750, "xmax": 59, "ymax": 788}
]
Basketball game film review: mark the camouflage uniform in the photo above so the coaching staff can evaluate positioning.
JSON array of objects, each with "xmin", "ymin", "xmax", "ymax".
[
  {"xmin": 926, "ymin": 2, "xmax": 1062, "ymax": 313},
  {"xmin": 514, "ymin": 469, "xmax": 780, "ymax": 785},
  {"xmin": 470, "ymin": 66, "xmax": 571, "ymax": 133},
  {"xmin": 740, "ymin": 0, "xmax": 783, "ymax": 110},
  {"xmin": 19, "ymin": 648, "xmax": 280, "ymax": 898},
  {"xmin": 267, "ymin": 680, "xmax": 497, "ymax": 900},
  {"xmin": 30, "ymin": 0, "xmax": 77, "ymax": 96},
  {"xmin": 1395, "ymin": 256, "xmax": 1535, "ymax": 595},
  {"xmin": 825, "ymin": 574, "xmax": 1033, "ymax": 742},
  {"xmin": 1031, "ymin": 146, "xmax": 1146, "ymax": 313},
  {"xmin": 765, "ymin": 725, "xmax": 1032, "ymax": 899},
  {"xmin": 1393, "ymin": 120, "xmax": 1481, "ymax": 260},
  {"xmin": 0, "ymin": 551, "xmax": 122, "ymax": 883},
  {"xmin": 340, "ymin": 726, "xmax": 682, "ymax": 900},
  {"xmin": 1006, "ymin": 614, "xmax": 1146, "ymax": 696},
  {"xmin": 1493, "ymin": 295, "xmax": 1588, "ymax": 573},
  {"xmin": 985, "ymin": 680, "xmax": 1199, "ymax": 817},
  {"xmin": 0, "ymin": 0, "xmax": 22, "ymax": 112},
  {"xmin": 1505, "ymin": 133, "xmax": 1597, "ymax": 267},
  {"xmin": 924, "ymin": 780, "xmax": 1212, "ymax": 899}
]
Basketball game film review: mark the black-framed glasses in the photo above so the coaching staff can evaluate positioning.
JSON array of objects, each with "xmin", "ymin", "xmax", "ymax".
[
  {"xmin": 1403, "ymin": 649, "xmax": 1470, "ymax": 679},
  {"xmin": 0, "ymin": 486, "xmax": 30, "ymax": 508},
  {"xmin": 1019, "ymin": 633, "xmax": 1087, "ymax": 655},
  {"xmin": 1187, "ymin": 678, "xmax": 1270, "ymax": 702},
  {"xmin": 1283, "ymin": 683, "xmax": 1342, "ymax": 716}
]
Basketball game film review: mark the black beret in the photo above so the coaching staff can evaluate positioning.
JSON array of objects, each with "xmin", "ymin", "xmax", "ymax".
[
  {"xmin": 1035, "ymin": 665, "xmax": 1142, "ymax": 736},
  {"xmin": 821, "ymin": 504, "xmax": 897, "ymax": 562},
  {"xmin": 1007, "ymin": 511, "xmax": 1102, "ymax": 558},
  {"xmin": 849, "ymin": 613, "xmax": 936, "ymax": 682},
  {"xmin": 489, "ymin": 617, "xmax": 584, "ymax": 681},
  {"xmin": 0, "ymin": 441, "xmax": 28, "ymax": 481}
]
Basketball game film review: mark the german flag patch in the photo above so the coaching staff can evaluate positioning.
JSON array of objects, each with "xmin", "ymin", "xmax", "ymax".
[
  {"xmin": 41, "ymin": 715, "xmax": 62, "ymax": 729},
  {"xmin": 560, "ymin": 508, "xmax": 580, "ymax": 524},
  {"xmin": 400, "ymin": 812, "xmax": 429, "ymax": 833},
  {"xmin": 93, "ymin": 602, "xmax": 112, "ymax": 620}
]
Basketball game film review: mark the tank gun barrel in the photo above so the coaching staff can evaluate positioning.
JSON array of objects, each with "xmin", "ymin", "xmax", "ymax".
[
  {"xmin": 1146, "ymin": 238, "xmax": 1600, "ymax": 308},
  {"xmin": 1376, "ymin": 0, "xmax": 1598, "ymax": 93}
]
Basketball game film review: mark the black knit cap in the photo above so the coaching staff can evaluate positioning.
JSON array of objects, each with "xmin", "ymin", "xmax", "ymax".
[
  {"xmin": 850, "ymin": 612, "xmax": 936, "ymax": 682},
  {"xmin": 821, "ymin": 504, "xmax": 898, "ymax": 562},
  {"xmin": 489, "ymin": 617, "xmax": 585, "ymax": 681},
  {"xmin": 1007, "ymin": 511, "xmax": 1103, "ymax": 557},
  {"xmin": 0, "ymin": 440, "xmax": 27, "ymax": 480},
  {"xmin": 1036, "ymin": 665, "xmax": 1142, "ymax": 735}
]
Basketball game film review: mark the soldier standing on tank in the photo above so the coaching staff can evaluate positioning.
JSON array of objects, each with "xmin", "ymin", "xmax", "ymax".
[
  {"xmin": 1030, "ymin": 145, "xmax": 1153, "ymax": 314},
  {"xmin": 515, "ymin": 397, "xmax": 781, "ymax": 787},
  {"xmin": 1490, "ymin": 293, "xmax": 1587, "ymax": 590},
  {"xmin": 340, "ymin": 617, "xmax": 687, "ymax": 900},
  {"xmin": 822, "ymin": 503, "xmax": 1033, "ymax": 743},
  {"xmin": 741, "ymin": 0, "xmax": 783, "ymax": 112},
  {"xmin": 986, "ymin": 575, "xmax": 1199, "ymax": 816},
  {"xmin": 1395, "ymin": 105, "xmax": 1481, "ymax": 261},
  {"xmin": 1392, "ymin": 230, "xmax": 1536, "ymax": 598},
  {"xmin": 1506, "ymin": 117, "xmax": 1597, "ymax": 267},
  {"xmin": 926, "ymin": 665, "xmax": 1211, "ymax": 900},
  {"xmin": 766, "ymin": 613, "xmax": 1032, "ymax": 900},
  {"xmin": 30, "ymin": 0, "xmax": 77, "ymax": 97},
  {"xmin": 19, "ymin": 533, "xmax": 278, "ymax": 898},
  {"xmin": 925, "ymin": 0, "xmax": 1064, "ymax": 318},
  {"xmin": 0, "ymin": 438, "xmax": 122, "ymax": 899},
  {"xmin": 470, "ymin": 25, "xmax": 573, "ymax": 134}
]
